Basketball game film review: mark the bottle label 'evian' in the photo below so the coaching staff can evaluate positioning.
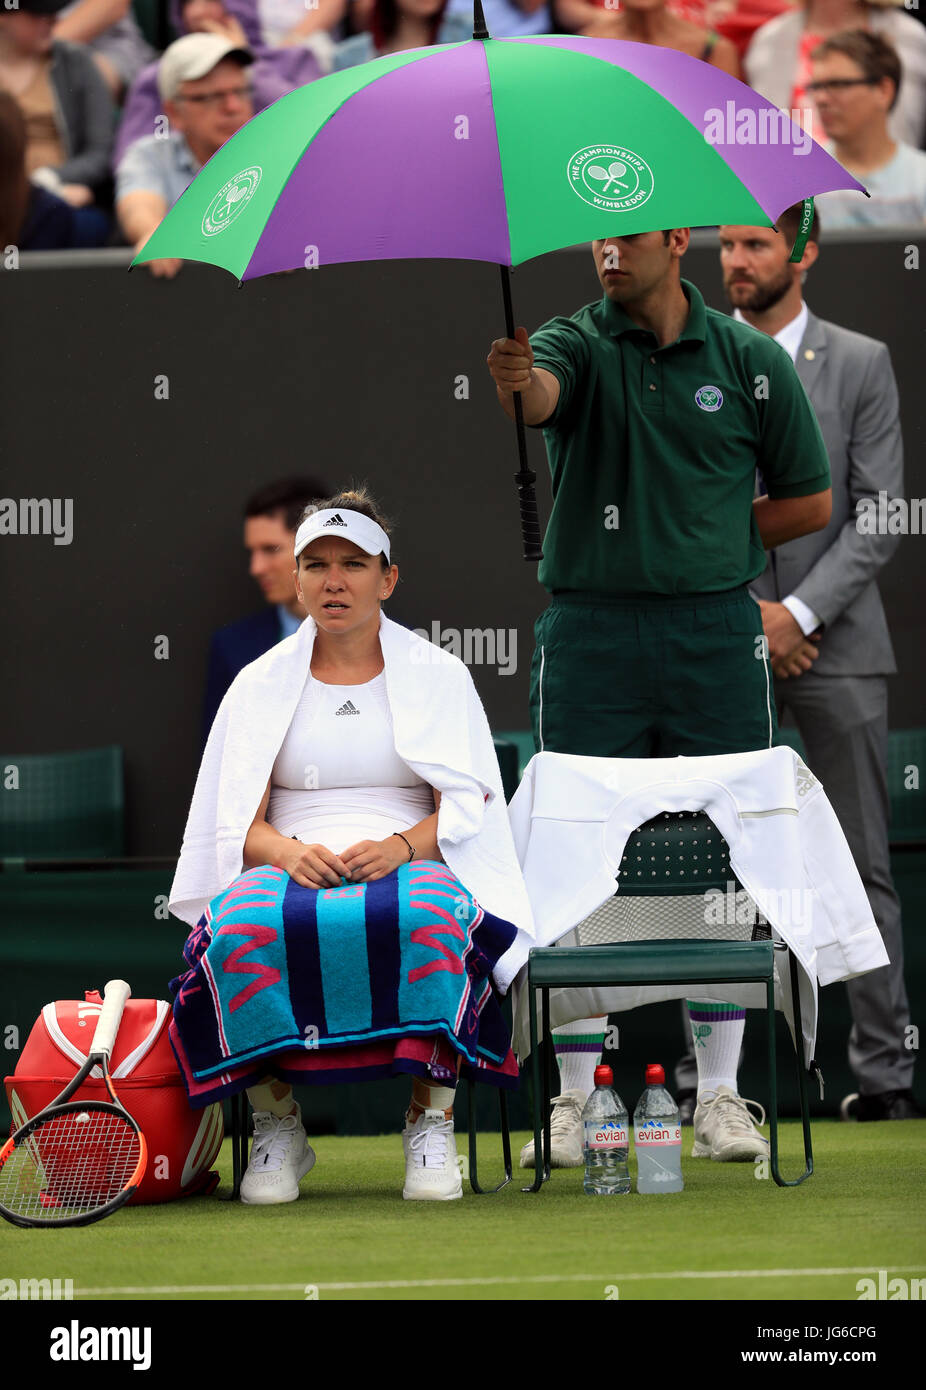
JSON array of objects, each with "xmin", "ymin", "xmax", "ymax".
[
  {"xmin": 635, "ymin": 1124, "xmax": 682, "ymax": 1145},
  {"xmin": 585, "ymin": 1121, "xmax": 628, "ymax": 1149}
]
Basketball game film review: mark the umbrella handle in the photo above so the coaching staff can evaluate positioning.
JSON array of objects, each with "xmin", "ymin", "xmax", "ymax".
[{"xmin": 500, "ymin": 265, "xmax": 544, "ymax": 563}]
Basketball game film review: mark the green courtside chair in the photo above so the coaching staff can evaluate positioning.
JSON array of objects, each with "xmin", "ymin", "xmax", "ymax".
[
  {"xmin": 523, "ymin": 809, "xmax": 814, "ymax": 1193},
  {"xmin": 887, "ymin": 729, "xmax": 926, "ymax": 846},
  {"xmin": 493, "ymin": 738, "xmax": 521, "ymax": 804},
  {"xmin": 0, "ymin": 747, "xmax": 125, "ymax": 863}
]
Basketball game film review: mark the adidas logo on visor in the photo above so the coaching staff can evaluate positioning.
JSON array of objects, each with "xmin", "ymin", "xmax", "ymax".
[{"xmin": 323, "ymin": 514, "xmax": 347, "ymax": 527}]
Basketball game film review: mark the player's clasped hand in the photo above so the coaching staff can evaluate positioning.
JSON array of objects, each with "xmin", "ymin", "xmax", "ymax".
[
  {"xmin": 282, "ymin": 841, "xmax": 350, "ymax": 889},
  {"xmin": 487, "ymin": 326, "xmax": 534, "ymax": 393},
  {"xmin": 340, "ymin": 837, "xmax": 409, "ymax": 883},
  {"xmin": 283, "ymin": 837, "xmax": 407, "ymax": 887}
]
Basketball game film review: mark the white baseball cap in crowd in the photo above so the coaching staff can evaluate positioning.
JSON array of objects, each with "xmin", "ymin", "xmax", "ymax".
[
  {"xmin": 157, "ymin": 33, "xmax": 254, "ymax": 104},
  {"xmin": 294, "ymin": 509, "xmax": 391, "ymax": 563}
]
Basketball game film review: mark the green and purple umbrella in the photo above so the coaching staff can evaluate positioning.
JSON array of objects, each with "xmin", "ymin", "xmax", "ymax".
[{"xmin": 134, "ymin": 6, "xmax": 865, "ymax": 556}]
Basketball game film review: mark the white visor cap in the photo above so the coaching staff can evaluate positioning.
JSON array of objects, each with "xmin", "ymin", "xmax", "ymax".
[{"xmin": 294, "ymin": 508, "xmax": 391, "ymax": 564}]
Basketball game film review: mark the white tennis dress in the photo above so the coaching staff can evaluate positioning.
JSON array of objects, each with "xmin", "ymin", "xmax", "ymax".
[{"xmin": 267, "ymin": 671, "xmax": 435, "ymax": 854}]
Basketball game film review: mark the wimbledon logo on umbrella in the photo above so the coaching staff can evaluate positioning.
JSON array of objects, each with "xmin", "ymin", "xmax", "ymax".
[
  {"xmin": 201, "ymin": 166, "xmax": 263, "ymax": 237},
  {"xmin": 567, "ymin": 146, "xmax": 654, "ymax": 213}
]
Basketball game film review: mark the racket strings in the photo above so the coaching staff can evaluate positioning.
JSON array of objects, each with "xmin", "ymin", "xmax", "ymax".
[{"xmin": 0, "ymin": 1109, "xmax": 141, "ymax": 1221}]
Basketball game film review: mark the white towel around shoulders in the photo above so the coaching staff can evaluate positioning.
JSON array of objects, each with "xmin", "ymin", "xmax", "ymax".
[{"xmin": 168, "ymin": 613, "xmax": 535, "ymax": 991}]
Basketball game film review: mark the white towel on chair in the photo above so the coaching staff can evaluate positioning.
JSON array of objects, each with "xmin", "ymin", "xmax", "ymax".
[{"xmin": 506, "ymin": 748, "xmax": 889, "ymax": 1062}]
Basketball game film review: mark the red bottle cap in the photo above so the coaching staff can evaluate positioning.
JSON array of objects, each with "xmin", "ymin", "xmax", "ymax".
[
  {"xmin": 594, "ymin": 1064, "xmax": 614, "ymax": 1087},
  {"xmin": 645, "ymin": 1063, "xmax": 665, "ymax": 1085}
]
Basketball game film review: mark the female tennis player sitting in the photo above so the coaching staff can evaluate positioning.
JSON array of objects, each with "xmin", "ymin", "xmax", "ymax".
[{"xmin": 167, "ymin": 489, "xmax": 533, "ymax": 1204}]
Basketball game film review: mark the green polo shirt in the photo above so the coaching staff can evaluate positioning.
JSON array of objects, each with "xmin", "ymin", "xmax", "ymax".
[{"xmin": 528, "ymin": 278, "xmax": 831, "ymax": 596}]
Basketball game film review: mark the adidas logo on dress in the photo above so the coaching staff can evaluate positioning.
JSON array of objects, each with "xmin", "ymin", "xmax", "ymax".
[
  {"xmin": 335, "ymin": 700, "xmax": 359, "ymax": 716},
  {"xmin": 323, "ymin": 514, "xmax": 347, "ymax": 527},
  {"xmin": 796, "ymin": 761, "xmax": 817, "ymax": 796}
]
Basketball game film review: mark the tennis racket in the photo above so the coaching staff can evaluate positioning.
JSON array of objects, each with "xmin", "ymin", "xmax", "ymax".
[{"xmin": 0, "ymin": 980, "xmax": 147, "ymax": 1228}]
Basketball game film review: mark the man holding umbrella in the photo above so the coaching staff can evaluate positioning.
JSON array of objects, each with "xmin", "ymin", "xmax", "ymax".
[{"xmin": 487, "ymin": 223, "xmax": 833, "ymax": 1168}]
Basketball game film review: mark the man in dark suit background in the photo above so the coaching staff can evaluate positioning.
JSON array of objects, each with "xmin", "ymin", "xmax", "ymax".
[
  {"xmin": 701, "ymin": 205, "xmax": 919, "ymax": 1121},
  {"xmin": 202, "ymin": 476, "xmax": 326, "ymax": 743}
]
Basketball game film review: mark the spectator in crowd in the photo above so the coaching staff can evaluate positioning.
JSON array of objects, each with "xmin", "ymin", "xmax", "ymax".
[
  {"xmin": 553, "ymin": 0, "xmax": 741, "ymax": 77},
  {"xmin": 255, "ymin": 0, "xmax": 347, "ymax": 50},
  {"xmin": 811, "ymin": 30, "xmax": 926, "ymax": 226},
  {"xmin": 115, "ymin": 32, "xmax": 254, "ymax": 276},
  {"xmin": 114, "ymin": 0, "xmax": 325, "ymax": 172},
  {"xmin": 0, "ymin": 89, "xmax": 110, "ymax": 249},
  {"xmin": 666, "ymin": 0, "xmax": 792, "ymax": 61},
  {"xmin": 168, "ymin": 0, "xmax": 346, "ymax": 74},
  {"xmin": 54, "ymin": 0, "xmax": 157, "ymax": 100},
  {"xmin": 333, "ymin": 0, "xmax": 471, "ymax": 69},
  {"xmin": 0, "ymin": 0, "xmax": 114, "ymax": 211},
  {"xmin": 202, "ymin": 476, "xmax": 327, "ymax": 743},
  {"xmin": 442, "ymin": 0, "xmax": 553, "ymax": 38},
  {"xmin": 715, "ymin": 206, "xmax": 922, "ymax": 1122},
  {"xmin": 745, "ymin": 0, "xmax": 926, "ymax": 146}
]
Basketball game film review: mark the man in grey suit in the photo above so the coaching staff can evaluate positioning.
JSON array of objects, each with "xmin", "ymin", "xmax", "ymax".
[{"xmin": 709, "ymin": 204, "xmax": 919, "ymax": 1120}]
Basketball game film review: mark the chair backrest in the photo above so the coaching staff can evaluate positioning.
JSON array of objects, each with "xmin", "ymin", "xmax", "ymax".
[
  {"xmin": 493, "ymin": 738, "xmax": 520, "ymax": 803},
  {"xmin": 574, "ymin": 810, "xmax": 770, "ymax": 947},
  {"xmin": 887, "ymin": 728, "xmax": 926, "ymax": 843},
  {"xmin": 0, "ymin": 747, "xmax": 125, "ymax": 860}
]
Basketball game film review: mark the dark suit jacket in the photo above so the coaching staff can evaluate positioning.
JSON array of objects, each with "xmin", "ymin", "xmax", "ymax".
[
  {"xmin": 202, "ymin": 608, "xmax": 284, "ymax": 747},
  {"xmin": 750, "ymin": 309, "xmax": 903, "ymax": 676}
]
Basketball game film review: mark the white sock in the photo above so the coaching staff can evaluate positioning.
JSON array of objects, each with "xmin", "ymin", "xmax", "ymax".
[
  {"xmin": 553, "ymin": 1017, "xmax": 606, "ymax": 1097},
  {"xmin": 687, "ymin": 1002, "xmax": 746, "ymax": 1095}
]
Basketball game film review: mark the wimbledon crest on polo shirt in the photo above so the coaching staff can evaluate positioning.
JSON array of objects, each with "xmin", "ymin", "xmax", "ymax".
[
  {"xmin": 695, "ymin": 385, "xmax": 724, "ymax": 412},
  {"xmin": 567, "ymin": 146, "xmax": 655, "ymax": 212},
  {"xmin": 201, "ymin": 166, "xmax": 262, "ymax": 237}
]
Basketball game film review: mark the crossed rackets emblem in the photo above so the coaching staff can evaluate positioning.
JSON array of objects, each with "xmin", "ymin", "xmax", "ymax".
[
  {"xmin": 587, "ymin": 159, "xmax": 631, "ymax": 194},
  {"xmin": 201, "ymin": 166, "xmax": 262, "ymax": 237},
  {"xmin": 567, "ymin": 145, "xmax": 654, "ymax": 211}
]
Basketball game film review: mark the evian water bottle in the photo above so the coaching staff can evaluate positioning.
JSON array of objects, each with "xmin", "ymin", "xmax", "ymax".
[
  {"xmin": 633, "ymin": 1064, "xmax": 684, "ymax": 1194},
  {"xmin": 581, "ymin": 1064, "xmax": 630, "ymax": 1195}
]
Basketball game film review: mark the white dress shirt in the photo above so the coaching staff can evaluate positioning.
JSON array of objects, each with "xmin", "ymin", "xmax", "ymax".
[{"xmin": 735, "ymin": 301, "xmax": 822, "ymax": 637}]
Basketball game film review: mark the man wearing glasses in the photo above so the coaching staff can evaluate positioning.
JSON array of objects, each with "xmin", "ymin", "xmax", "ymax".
[
  {"xmin": 116, "ymin": 32, "xmax": 254, "ymax": 276},
  {"xmin": 808, "ymin": 30, "xmax": 926, "ymax": 229}
]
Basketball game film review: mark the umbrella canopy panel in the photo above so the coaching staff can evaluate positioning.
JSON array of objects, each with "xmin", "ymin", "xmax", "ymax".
[{"xmin": 134, "ymin": 37, "xmax": 865, "ymax": 281}]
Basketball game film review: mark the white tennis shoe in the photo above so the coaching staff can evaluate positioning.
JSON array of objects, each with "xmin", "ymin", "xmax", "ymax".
[
  {"xmin": 518, "ymin": 1088, "xmax": 586, "ymax": 1169},
  {"xmin": 691, "ymin": 1086, "xmax": 770, "ymax": 1162},
  {"xmin": 402, "ymin": 1108, "xmax": 463, "ymax": 1201},
  {"xmin": 240, "ymin": 1108, "xmax": 316, "ymax": 1204}
]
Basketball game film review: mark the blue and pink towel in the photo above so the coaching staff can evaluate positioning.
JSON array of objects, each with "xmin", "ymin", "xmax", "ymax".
[{"xmin": 169, "ymin": 861, "xmax": 519, "ymax": 1105}]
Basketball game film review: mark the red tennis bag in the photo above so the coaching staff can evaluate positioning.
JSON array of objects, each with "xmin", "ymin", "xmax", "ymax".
[{"xmin": 4, "ymin": 989, "xmax": 223, "ymax": 1203}]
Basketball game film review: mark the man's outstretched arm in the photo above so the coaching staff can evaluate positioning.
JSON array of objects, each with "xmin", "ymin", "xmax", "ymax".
[{"xmin": 487, "ymin": 327, "xmax": 561, "ymax": 426}]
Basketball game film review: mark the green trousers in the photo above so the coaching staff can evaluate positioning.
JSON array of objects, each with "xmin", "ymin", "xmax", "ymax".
[{"xmin": 529, "ymin": 586, "xmax": 778, "ymax": 757}]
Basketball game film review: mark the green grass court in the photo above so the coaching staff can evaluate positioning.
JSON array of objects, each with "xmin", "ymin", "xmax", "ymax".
[{"xmin": 3, "ymin": 1121, "xmax": 924, "ymax": 1304}]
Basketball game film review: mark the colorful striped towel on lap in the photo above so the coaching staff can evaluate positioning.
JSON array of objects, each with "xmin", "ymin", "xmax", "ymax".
[{"xmin": 168, "ymin": 861, "xmax": 519, "ymax": 1105}]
